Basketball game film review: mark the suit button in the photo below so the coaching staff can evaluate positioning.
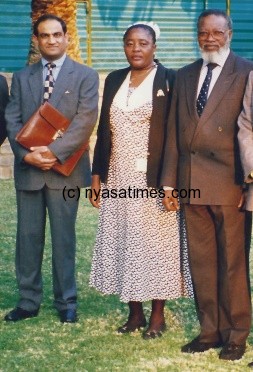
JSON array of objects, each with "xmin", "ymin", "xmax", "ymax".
[
  {"xmin": 191, "ymin": 151, "xmax": 195, "ymax": 154},
  {"xmin": 218, "ymin": 126, "xmax": 223, "ymax": 132}
]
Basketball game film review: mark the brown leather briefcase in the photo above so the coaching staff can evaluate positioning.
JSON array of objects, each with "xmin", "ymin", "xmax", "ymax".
[{"xmin": 15, "ymin": 102, "xmax": 88, "ymax": 176}]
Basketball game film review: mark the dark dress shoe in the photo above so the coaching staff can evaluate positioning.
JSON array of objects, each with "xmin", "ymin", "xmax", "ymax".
[
  {"xmin": 117, "ymin": 319, "xmax": 147, "ymax": 333},
  {"xmin": 59, "ymin": 309, "xmax": 77, "ymax": 323},
  {"xmin": 4, "ymin": 307, "xmax": 39, "ymax": 322},
  {"xmin": 219, "ymin": 342, "xmax": 246, "ymax": 361},
  {"xmin": 181, "ymin": 336, "xmax": 222, "ymax": 353},
  {"xmin": 142, "ymin": 323, "xmax": 167, "ymax": 340}
]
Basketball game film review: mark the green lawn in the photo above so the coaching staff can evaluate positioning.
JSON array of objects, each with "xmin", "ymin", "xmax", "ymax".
[{"xmin": 0, "ymin": 179, "xmax": 253, "ymax": 371}]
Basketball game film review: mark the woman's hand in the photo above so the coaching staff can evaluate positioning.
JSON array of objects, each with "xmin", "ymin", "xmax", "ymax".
[{"xmin": 89, "ymin": 174, "xmax": 101, "ymax": 208}]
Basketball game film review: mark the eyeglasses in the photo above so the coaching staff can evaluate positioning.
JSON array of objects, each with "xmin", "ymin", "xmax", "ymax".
[
  {"xmin": 198, "ymin": 30, "xmax": 229, "ymax": 39},
  {"xmin": 38, "ymin": 32, "xmax": 64, "ymax": 40}
]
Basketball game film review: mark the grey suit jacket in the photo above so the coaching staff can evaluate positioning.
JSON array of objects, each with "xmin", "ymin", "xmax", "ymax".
[
  {"xmin": 238, "ymin": 70, "xmax": 253, "ymax": 211},
  {"xmin": 161, "ymin": 51, "xmax": 253, "ymax": 205},
  {"xmin": 5, "ymin": 56, "xmax": 99, "ymax": 190}
]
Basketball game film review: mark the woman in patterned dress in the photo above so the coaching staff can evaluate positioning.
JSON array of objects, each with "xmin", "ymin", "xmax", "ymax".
[{"xmin": 89, "ymin": 23, "xmax": 192, "ymax": 339}]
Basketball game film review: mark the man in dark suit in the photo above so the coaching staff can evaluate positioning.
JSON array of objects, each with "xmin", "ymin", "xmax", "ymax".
[
  {"xmin": 5, "ymin": 14, "xmax": 98, "ymax": 323},
  {"xmin": 0, "ymin": 75, "xmax": 9, "ymax": 145},
  {"xmin": 161, "ymin": 9, "xmax": 252, "ymax": 361}
]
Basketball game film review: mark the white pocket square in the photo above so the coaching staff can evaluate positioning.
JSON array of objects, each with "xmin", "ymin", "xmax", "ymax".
[
  {"xmin": 65, "ymin": 90, "xmax": 70, "ymax": 94},
  {"xmin": 157, "ymin": 89, "xmax": 165, "ymax": 97}
]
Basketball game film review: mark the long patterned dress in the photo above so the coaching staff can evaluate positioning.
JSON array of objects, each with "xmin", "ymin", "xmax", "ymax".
[{"xmin": 90, "ymin": 69, "xmax": 193, "ymax": 302}]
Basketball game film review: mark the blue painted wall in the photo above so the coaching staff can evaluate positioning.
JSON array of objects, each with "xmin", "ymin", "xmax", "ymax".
[
  {"xmin": 0, "ymin": 0, "xmax": 31, "ymax": 72},
  {"xmin": 0, "ymin": 0, "xmax": 252, "ymax": 72}
]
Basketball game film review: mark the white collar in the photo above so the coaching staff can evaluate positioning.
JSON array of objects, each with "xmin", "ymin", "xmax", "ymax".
[{"xmin": 113, "ymin": 67, "xmax": 157, "ymax": 111}]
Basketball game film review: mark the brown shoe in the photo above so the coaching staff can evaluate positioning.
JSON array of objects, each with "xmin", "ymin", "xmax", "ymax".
[
  {"xmin": 181, "ymin": 336, "xmax": 222, "ymax": 353},
  {"xmin": 219, "ymin": 343, "xmax": 246, "ymax": 361}
]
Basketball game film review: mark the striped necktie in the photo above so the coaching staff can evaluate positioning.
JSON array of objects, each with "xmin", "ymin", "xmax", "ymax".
[
  {"xmin": 43, "ymin": 62, "xmax": 56, "ymax": 102},
  {"xmin": 196, "ymin": 63, "xmax": 218, "ymax": 116}
]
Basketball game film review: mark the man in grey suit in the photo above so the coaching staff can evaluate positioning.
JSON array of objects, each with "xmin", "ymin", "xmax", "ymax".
[
  {"xmin": 161, "ymin": 9, "xmax": 252, "ymax": 360},
  {"xmin": 5, "ymin": 14, "xmax": 99, "ymax": 323},
  {"xmin": 0, "ymin": 75, "xmax": 9, "ymax": 145}
]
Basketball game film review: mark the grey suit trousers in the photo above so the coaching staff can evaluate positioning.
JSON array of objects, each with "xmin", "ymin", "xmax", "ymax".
[{"xmin": 16, "ymin": 186, "xmax": 79, "ymax": 311}]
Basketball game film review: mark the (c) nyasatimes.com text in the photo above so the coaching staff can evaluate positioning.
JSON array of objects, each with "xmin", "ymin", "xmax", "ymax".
[
  {"xmin": 85, "ymin": 187, "xmax": 201, "ymax": 201},
  {"xmin": 62, "ymin": 187, "xmax": 201, "ymax": 201}
]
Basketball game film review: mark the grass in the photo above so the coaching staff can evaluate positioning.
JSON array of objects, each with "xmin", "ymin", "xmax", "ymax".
[{"xmin": 0, "ymin": 179, "xmax": 253, "ymax": 371}]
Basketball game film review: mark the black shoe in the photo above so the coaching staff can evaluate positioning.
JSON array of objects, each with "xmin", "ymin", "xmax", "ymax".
[
  {"xmin": 142, "ymin": 323, "xmax": 167, "ymax": 340},
  {"xmin": 4, "ymin": 307, "xmax": 39, "ymax": 322},
  {"xmin": 181, "ymin": 336, "xmax": 222, "ymax": 353},
  {"xmin": 117, "ymin": 319, "xmax": 147, "ymax": 334},
  {"xmin": 59, "ymin": 309, "xmax": 77, "ymax": 323},
  {"xmin": 219, "ymin": 342, "xmax": 246, "ymax": 361}
]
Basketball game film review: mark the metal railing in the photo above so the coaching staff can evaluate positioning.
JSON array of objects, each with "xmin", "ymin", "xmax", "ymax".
[
  {"xmin": 77, "ymin": 0, "xmax": 92, "ymax": 66},
  {"xmin": 84, "ymin": 0, "xmax": 92, "ymax": 66},
  {"xmin": 203, "ymin": 0, "xmax": 230, "ymax": 14}
]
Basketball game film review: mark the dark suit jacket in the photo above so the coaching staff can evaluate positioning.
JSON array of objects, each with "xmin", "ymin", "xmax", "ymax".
[
  {"xmin": 92, "ymin": 63, "xmax": 176, "ymax": 188},
  {"xmin": 0, "ymin": 75, "xmax": 9, "ymax": 145},
  {"xmin": 5, "ymin": 56, "xmax": 99, "ymax": 190},
  {"xmin": 161, "ymin": 51, "xmax": 253, "ymax": 205}
]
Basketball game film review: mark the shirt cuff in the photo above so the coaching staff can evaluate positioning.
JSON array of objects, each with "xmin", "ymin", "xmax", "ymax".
[{"xmin": 163, "ymin": 186, "xmax": 174, "ymax": 190}]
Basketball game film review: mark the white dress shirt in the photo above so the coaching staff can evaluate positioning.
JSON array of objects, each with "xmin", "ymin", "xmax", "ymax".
[{"xmin": 196, "ymin": 49, "xmax": 230, "ymax": 98}]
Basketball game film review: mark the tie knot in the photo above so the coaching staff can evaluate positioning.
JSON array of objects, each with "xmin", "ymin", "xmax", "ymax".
[
  {"xmin": 46, "ymin": 62, "xmax": 56, "ymax": 69},
  {"xmin": 207, "ymin": 62, "xmax": 218, "ymax": 71}
]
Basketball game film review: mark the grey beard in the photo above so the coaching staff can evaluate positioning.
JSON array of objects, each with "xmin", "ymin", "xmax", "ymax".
[{"xmin": 200, "ymin": 43, "xmax": 230, "ymax": 64}]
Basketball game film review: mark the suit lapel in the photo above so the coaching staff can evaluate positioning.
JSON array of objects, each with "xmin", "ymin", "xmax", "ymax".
[
  {"xmin": 148, "ymin": 64, "xmax": 168, "ymax": 157},
  {"xmin": 49, "ymin": 56, "xmax": 74, "ymax": 108},
  {"xmin": 152, "ymin": 64, "xmax": 166, "ymax": 108},
  {"xmin": 150, "ymin": 64, "xmax": 167, "ymax": 131},
  {"xmin": 28, "ymin": 57, "xmax": 76, "ymax": 108},
  {"xmin": 198, "ymin": 52, "xmax": 237, "ymax": 126},
  {"xmin": 185, "ymin": 59, "xmax": 202, "ymax": 124},
  {"xmin": 28, "ymin": 62, "xmax": 44, "ymax": 107}
]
